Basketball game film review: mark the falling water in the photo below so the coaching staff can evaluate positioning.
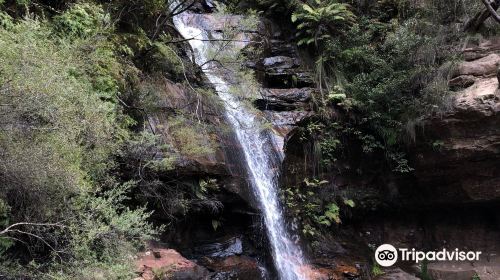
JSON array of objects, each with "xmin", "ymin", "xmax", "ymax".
[{"xmin": 172, "ymin": 6, "xmax": 307, "ymax": 280}]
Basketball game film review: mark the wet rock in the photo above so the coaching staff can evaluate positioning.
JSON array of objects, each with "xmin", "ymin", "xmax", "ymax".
[
  {"xmin": 136, "ymin": 248, "xmax": 209, "ymax": 280},
  {"xmin": 202, "ymin": 255, "xmax": 264, "ymax": 280},
  {"xmin": 269, "ymin": 40, "xmax": 297, "ymax": 57},
  {"xmin": 260, "ymin": 88, "xmax": 314, "ymax": 103},
  {"xmin": 265, "ymin": 70, "xmax": 315, "ymax": 88},
  {"xmin": 188, "ymin": 0, "xmax": 215, "ymax": 13},
  {"xmin": 263, "ymin": 56, "xmax": 300, "ymax": 70},
  {"xmin": 254, "ymin": 99, "xmax": 304, "ymax": 111},
  {"xmin": 193, "ymin": 236, "xmax": 243, "ymax": 258},
  {"xmin": 265, "ymin": 110, "xmax": 312, "ymax": 127},
  {"xmin": 254, "ymin": 87, "xmax": 313, "ymax": 111}
]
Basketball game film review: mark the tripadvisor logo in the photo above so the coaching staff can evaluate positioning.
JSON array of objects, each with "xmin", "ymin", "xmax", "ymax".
[
  {"xmin": 374, "ymin": 244, "xmax": 482, "ymax": 267},
  {"xmin": 375, "ymin": 244, "xmax": 398, "ymax": 267}
]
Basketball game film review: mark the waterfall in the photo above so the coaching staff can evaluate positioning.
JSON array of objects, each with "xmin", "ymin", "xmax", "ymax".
[{"xmin": 172, "ymin": 6, "xmax": 307, "ymax": 280}]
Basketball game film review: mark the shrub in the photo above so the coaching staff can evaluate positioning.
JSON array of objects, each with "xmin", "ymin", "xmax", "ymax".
[
  {"xmin": 0, "ymin": 14, "xmax": 154, "ymax": 279},
  {"xmin": 53, "ymin": 3, "xmax": 110, "ymax": 39},
  {"xmin": 168, "ymin": 115, "xmax": 216, "ymax": 158}
]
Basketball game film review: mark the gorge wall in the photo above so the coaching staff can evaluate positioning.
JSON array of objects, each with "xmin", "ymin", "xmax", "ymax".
[{"xmin": 136, "ymin": 2, "xmax": 500, "ymax": 280}]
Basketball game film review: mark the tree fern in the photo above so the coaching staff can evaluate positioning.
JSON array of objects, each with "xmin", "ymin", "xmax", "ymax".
[{"xmin": 291, "ymin": 0, "xmax": 356, "ymax": 46}]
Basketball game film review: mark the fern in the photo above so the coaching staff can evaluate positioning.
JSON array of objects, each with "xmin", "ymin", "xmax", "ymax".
[{"xmin": 291, "ymin": 0, "xmax": 355, "ymax": 46}]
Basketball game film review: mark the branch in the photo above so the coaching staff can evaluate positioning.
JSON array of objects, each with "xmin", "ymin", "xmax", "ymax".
[
  {"xmin": 152, "ymin": 0, "xmax": 197, "ymax": 40},
  {"xmin": 482, "ymin": 0, "xmax": 500, "ymax": 23},
  {"xmin": 0, "ymin": 222, "xmax": 64, "ymax": 236},
  {"xmin": 0, "ymin": 222, "xmax": 66, "ymax": 261},
  {"xmin": 165, "ymin": 37, "xmax": 256, "ymax": 44},
  {"xmin": 463, "ymin": 0, "xmax": 500, "ymax": 31}
]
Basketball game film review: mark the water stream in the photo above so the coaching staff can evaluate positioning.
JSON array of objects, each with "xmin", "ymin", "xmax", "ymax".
[{"xmin": 172, "ymin": 7, "xmax": 307, "ymax": 280}]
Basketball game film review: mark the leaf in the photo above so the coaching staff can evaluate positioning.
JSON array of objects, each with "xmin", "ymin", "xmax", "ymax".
[
  {"xmin": 319, "ymin": 219, "xmax": 331, "ymax": 226},
  {"xmin": 302, "ymin": 4, "xmax": 315, "ymax": 14},
  {"xmin": 291, "ymin": 14, "xmax": 298, "ymax": 23},
  {"xmin": 324, "ymin": 203, "xmax": 341, "ymax": 224},
  {"xmin": 211, "ymin": 220, "xmax": 220, "ymax": 231},
  {"xmin": 343, "ymin": 199, "xmax": 356, "ymax": 208}
]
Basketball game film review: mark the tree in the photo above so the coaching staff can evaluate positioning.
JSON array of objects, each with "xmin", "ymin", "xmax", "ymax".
[{"xmin": 291, "ymin": 0, "xmax": 355, "ymax": 46}]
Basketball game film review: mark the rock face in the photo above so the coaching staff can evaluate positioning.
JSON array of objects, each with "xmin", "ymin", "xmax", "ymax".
[
  {"xmin": 135, "ymin": 247, "xmax": 265, "ymax": 280},
  {"xmin": 278, "ymin": 30, "xmax": 500, "ymax": 280},
  {"xmin": 248, "ymin": 22, "xmax": 316, "ymax": 155},
  {"xmin": 254, "ymin": 88, "xmax": 313, "ymax": 111},
  {"xmin": 135, "ymin": 248, "xmax": 210, "ymax": 280},
  {"xmin": 426, "ymin": 256, "xmax": 500, "ymax": 280},
  {"xmin": 411, "ymin": 37, "xmax": 500, "ymax": 205},
  {"xmin": 201, "ymin": 255, "xmax": 264, "ymax": 280},
  {"xmin": 163, "ymin": 4, "xmax": 500, "ymax": 279}
]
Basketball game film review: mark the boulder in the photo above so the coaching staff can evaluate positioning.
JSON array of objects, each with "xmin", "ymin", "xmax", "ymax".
[
  {"xmin": 269, "ymin": 40, "xmax": 298, "ymax": 57},
  {"xmin": 136, "ymin": 248, "xmax": 209, "ymax": 280},
  {"xmin": 454, "ymin": 53, "xmax": 500, "ymax": 77},
  {"xmin": 254, "ymin": 88, "xmax": 314, "ymax": 111},
  {"xmin": 260, "ymin": 88, "xmax": 313, "ymax": 103},
  {"xmin": 262, "ymin": 56, "xmax": 300, "ymax": 70},
  {"xmin": 462, "ymin": 37, "xmax": 500, "ymax": 61},
  {"xmin": 264, "ymin": 110, "xmax": 312, "ymax": 127},
  {"xmin": 265, "ymin": 70, "xmax": 315, "ymax": 88},
  {"xmin": 297, "ymin": 261, "xmax": 360, "ymax": 280},
  {"xmin": 202, "ymin": 255, "xmax": 264, "ymax": 280}
]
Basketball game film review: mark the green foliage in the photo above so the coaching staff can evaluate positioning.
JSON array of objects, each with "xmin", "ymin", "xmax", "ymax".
[
  {"xmin": 0, "ymin": 199, "xmax": 13, "ymax": 254},
  {"xmin": 0, "ymin": 199, "xmax": 10, "ymax": 229},
  {"xmin": 282, "ymin": 179, "xmax": 355, "ymax": 237},
  {"xmin": 372, "ymin": 262, "xmax": 384, "ymax": 276},
  {"xmin": 0, "ymin": 19, "xmax": 125, "ymax": 223},
  {"xmin": 211, "ymin": 219, "xmax": 221, "ymax": 231},
  {"xmin": 472, "ymin": 273, "xmax": 481, "ymax": 280},
  {"xmin": 0, "ymin": 11, "xmax": 13, "ymax": 29},
  {"xmin": 53, "ymin": 3, "xmax": 110, "ymax": 39},
  {"xmin": 69, "ymin": 182, "xmax": 159, "ymax": 263},
  {"xmin": 419, "ymin": 260, "xmax": 432, "ymax": 280},
  {"xmin": 0, "ymin": 6, "xmax": 164, "ymax": 278},
  {"xmin": 294, "ymin": 0, "xmax": 466, "ymax": 173},
  {"xmin": 291, "ymin": 0, "xmax": 355, "ymax": 46},
  {"xmin": 143, "ymin": 0, "xmax": 166, "ymax": 15},
  {"xmin": 168, "ymin": 115, "xmax": 216, "ymax": 158},
  {"xmin": 343, "ymin": 199, "xmax": 355, "ymax": 208},
  {"xmin": 317, "ymin": 203, "xmax": 340, "ymax": 225},
  {"xmin": 149, "ymin": 41, "xmax": 184, "ymax": 77}
]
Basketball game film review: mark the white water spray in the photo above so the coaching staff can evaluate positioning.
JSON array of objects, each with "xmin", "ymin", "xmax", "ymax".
[{"xmin": 172, "ymin": 7, "xmax": 307, "ymax": 280}]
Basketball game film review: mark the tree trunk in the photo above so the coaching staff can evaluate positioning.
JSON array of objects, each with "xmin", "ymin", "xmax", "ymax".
[{"xmin": 463, "ymin": 0, "xmax": 500, "ymax": 32}]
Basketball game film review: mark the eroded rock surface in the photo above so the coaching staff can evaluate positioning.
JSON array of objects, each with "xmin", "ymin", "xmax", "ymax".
[{"xmin": 413, "ymin": 37, "xmax": 500, "ymax": 204}]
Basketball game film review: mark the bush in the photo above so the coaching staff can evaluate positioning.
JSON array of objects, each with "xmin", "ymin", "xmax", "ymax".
[
  {"xmin": 53, "ymin": 3, "xmax": 110, "ymax": 39},
  {"xmin": 0, "ymin": 13, "xmax": 155, "ymax": 279}
]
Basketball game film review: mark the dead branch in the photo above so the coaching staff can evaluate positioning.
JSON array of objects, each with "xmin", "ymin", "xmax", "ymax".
[
  {"xmin": 464, "ymin": 0, "xmax": 500, "ymax": 31},
  {"xmin": 0, "ymin": 222, "xmax": 64, "ymax": 236}
]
